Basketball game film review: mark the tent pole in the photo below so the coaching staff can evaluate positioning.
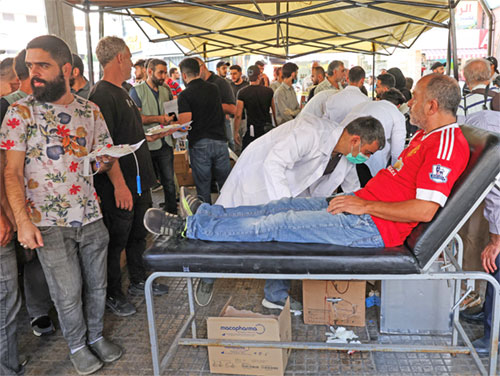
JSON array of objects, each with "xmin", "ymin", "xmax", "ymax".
[
  {"xmin": 84, "ymin": 0, "xmax": 94, "ymax": 85},
  {"xmin": 477, "ymin": 0, "xmax": 494, "ymax": 56},
  {"xmin": 99, "ymin": 7, "xmax": 104, "ymax": 79},
  {"xmin": 449, "ymin": 0, "xmax": 458, "ymax": 79},
  {"xmin": 372, "ymin": 43, "xmax": 376, "ymax": 99}
]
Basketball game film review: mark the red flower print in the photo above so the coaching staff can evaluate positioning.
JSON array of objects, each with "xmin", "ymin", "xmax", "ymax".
[
  {"xmin": 57, "ymin": 125, "xmax": 70, "ymax": 137},
  {"xmin": 69, "ymin": 161, "xmax": 79, "ymax": 172},
  {"xmin": 6, "ymin": 118, "xmax": 20, "ymax": 129},
  {"xmin": 69, "ymin": 184, "xmax": 81, "ymax": 195},
  {"xmin": 0, "ymin": 140, "xmax": 15, "ymax": 150}
]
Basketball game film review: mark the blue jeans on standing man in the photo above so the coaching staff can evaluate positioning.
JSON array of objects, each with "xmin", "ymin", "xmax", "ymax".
[
  {"xmin": 0, "ymin": 241, "xmax": 23, "ymax": 375},
  {"xmin": 187, "ymin": 197, "xmax": 384, "ymax": 302},
  {"xmin": 189, "ymin": 138, "xmax": 231, "ymax": 205}
]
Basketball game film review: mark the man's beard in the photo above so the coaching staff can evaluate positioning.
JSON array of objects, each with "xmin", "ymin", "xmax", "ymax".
[
  {"xmin": 31, "ymin": 73, "xmax": 67, "ymax": 103},
  {"xmin": 151, "ymin": 76, "xmax": 164, "ymax": 87}
]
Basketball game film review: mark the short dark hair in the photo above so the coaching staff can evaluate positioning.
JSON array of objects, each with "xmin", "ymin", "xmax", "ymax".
[
  {"xmin": 26, "ymin": 35, "xmax": 72, "ymax": 67},
  {"xmin": 14, "ymin": 49, "xmax": 29, "ymax": 81},
  {"xmin": 313, "ymin": 66, "xmax": 325, "ymax": 77},
  {"xmin": 134, "ymin": 59, "xmax": 146, "ymax": 68},
  {"xmin": 147, "ymin": 58, "xmax": 167, "ymax": 71},
  {"xmin": 255, "ymin": 60, "xmax": 265, "ymax": 67},
  {"xmin": 377, "ymin": 73, "xmax": 396, "ymax": 88},
  {"xmin": 247, "ymin": 65, "xmax": 260, "ymax": 82},
  {"xmin": 282, "ymin": 62, "xmax": 298, "ymax": 79},
  {"xmin": 345, "ymin": 115, "xmax": 386, "ymax": 150},
  {"xmin": 380, "ymin": 88, "xmax": 406, "ymax": 106},
  {"xmin": 405, "ymin": 77, "xmax": 414, "ymax": 90},
  {"xmin": 0, "ymin": 58, "xmax": 15, "ymax": 79},
  {"xmin": 230, "ymin": 64, "xmax": 242, "ymax": 73},
  {"xmin": 71, "ymin": 53, "xmax": 84, "ymax": 77},
  {"xmin": 348, "ymin": 66, "xmax": 365, "ymax": 83},
  {"xmin": 179, "ymin": 57, "xmax": 200, "ymax": 78},
  {"xmin": 169, "ymin": 67, "xmax": 178, "ymax": 76}
]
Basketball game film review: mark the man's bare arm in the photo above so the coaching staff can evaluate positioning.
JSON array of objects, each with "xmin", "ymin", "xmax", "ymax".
[
  {"xmin": 4, "ymin": 150, "xmax": 43, "ymax": 248},
  {"xmin": 327, "ymin": 195, "xmax": 439, "ymax": 223},
  {"xmin": 222, "ymin": 103, "xmax": 236, "ymax": 116},
  {"xmin": 106, "ymin": 160, "xmax": 133, "ymax": 211},
  {"xmin": 0, "ymin": 150, "xmax": 14, "ymax": 246}
]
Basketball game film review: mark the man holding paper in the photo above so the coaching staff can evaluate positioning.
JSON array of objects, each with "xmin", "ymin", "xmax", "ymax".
[{"xmin": 130, "ymin": 58, "xmax": 177, "ymax": 214}]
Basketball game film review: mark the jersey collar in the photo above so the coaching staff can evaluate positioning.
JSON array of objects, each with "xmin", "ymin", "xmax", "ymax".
[{"xmin": 421, "ymin": 122, "xmax": 459, "ymax": 141}]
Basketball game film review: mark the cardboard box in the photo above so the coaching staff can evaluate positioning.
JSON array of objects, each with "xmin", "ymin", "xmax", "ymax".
[
  {"xmin": 174, "ymin": 150, "xmax": 190, "ymax": 174},
  {"xmin": 207, "ymin": 299, "xmax": 291, "ymax": 376},
  {"xmin": 303, "ymin": 280, "xmax": 366, "ymax": 327},
  {"xmin": 175, "ymin": 168, "xmax": 195, "ymax": 186}
]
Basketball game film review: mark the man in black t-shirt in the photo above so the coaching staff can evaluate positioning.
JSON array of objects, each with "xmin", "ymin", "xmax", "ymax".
[
  {"xmin": 177, "ymin": 58, "xmax": 231, "ymax": 205},
  {"xmin": 89, "ymin": 36, "xmax": 170, "ymax": 317},
  {"xmin": 234, "ymin": 65, "xmax": 276, "ymax": 150}
]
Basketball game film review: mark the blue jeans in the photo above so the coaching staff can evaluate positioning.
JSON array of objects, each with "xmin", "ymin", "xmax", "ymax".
[
  {"xmin": 0, "ymin": 241, "xmax": 23, "ymax": 375},
  {"xmin": 150, "ymin": 143, "xmax": 177, "ymax": 214},
  {"xmin": 187, "ymin": 197, "xmax": 384, "ymax": 246},
  {"xmin": 189, "ymin": 138, "xmax": 231, "ymax": 204},
  {"xmin": 224, "ymin": 118, "xmax": 235, "ymax": 152},
  {"xmin": 484, "ymin": 252, "xmax": 500, "ymax": 340},
  {"xmin": 36, "ymin": 220, "xmax": 109, "ymax": 350}
]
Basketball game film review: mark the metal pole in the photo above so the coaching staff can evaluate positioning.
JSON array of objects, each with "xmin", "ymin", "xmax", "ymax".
[
  {"xmin": 372, "ymin": 43, "xmax": 376, "ymax": 99},
  {"xmin": 98, "ymin": 7, "xmax": 104, "ymax": 79},
  {"xmin": 84, "ymin": 0, "xmax": 94, "ymax": 85},
  {"xmin": 446, "ymin": 26, "xmax": 452, "ymax": 76},
  {"xmin": 449, "ymin": 0, "xmax": 459, "ymax": 80},
  {"xmin": 477, "ymin": 0, "xmax": 494, "ymax": 56}
]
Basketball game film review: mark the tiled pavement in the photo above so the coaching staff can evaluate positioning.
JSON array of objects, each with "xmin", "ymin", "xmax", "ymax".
[{"xmin": 17, "ymin": 190, "xmax": 499, "ymax": 375}]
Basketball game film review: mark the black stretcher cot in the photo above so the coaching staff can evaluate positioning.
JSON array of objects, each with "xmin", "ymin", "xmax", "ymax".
[{"xmin": 143, "ymin": 125, "xmax": 500, "ymax": 376}]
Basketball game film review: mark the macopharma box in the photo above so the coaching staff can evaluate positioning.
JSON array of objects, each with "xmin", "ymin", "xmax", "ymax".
[
  {"xmin": 303, "ymin": 280, "xmax": 366, "ymax": 327},
  {"xmin": 207, "ymin": 299, "xmax": 291, "ymax": 376}
]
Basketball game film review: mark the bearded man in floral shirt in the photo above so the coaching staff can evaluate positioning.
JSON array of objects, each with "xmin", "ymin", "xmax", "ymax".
[{"xmin": 0, "ymin": 35, "xmax": 122, "ymax": 375}]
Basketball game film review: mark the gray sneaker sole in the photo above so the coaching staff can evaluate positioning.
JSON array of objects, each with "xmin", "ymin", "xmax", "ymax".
[{"xmin": 261, "ymin": 298, "xmax": 302, "ymax": 315}]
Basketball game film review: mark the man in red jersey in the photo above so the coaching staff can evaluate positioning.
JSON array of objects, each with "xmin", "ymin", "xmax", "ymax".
[{"xmin": 146, "ymin": 73, "xmax": 470, "ymax": 251}]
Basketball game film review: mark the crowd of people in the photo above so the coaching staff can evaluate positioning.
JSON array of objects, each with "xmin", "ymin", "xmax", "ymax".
[{"xmin": 0, "ymin": 32, "xmax": 499, "ymax": 376}]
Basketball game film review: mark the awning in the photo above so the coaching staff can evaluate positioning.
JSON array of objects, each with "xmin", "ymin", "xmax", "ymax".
[{"xmin": 65, "ymin": 1, "xmax": 452, "ymax": 59}]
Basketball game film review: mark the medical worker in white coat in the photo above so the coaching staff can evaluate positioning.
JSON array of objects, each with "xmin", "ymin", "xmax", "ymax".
[{"xmin": 341, "ymin": 88, "xmax": 407, "ymax": 178}]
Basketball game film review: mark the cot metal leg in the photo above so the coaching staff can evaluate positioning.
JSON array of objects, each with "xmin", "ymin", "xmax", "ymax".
[
  {"xmin": 145, "ymin": 273, "xmax": 161, "ymax": 376},
  {"xmin": 186, "ymin": 277, "xmax": 197, "ymax": 339},
  {"xmin": 451, "ymin": 236, "xmax": 464, "ymax": 347},
  {"xmin": 488, "ymin": 282, "xmax": 500, "ymax": 376}
]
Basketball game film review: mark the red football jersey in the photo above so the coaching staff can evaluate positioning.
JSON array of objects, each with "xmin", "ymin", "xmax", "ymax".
[{"xmin": 355, "ymin": 123, "xmax": 470, "ymax": 247}]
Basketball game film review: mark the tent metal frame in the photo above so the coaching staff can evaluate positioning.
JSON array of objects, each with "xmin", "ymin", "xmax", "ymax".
[{"xmin": 65, "ymin": 0, "xmax": 476, "ymax": 78}]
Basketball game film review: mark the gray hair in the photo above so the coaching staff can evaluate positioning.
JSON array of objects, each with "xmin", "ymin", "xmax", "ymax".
[
  {"xmin": 425, "ymin": 74, "xmax": 461, "ymax": 116},
  {"xmin": 327, "ymin": 60, "xmax": 344, "ymax": 76},
  {"xmin": 345, "ymin": 116, "xmax": 386, "ymax": 150},
  {"xmin": 96, "ymin": 36, "xmax": 128, "ymax": 67},
  {"xmin": 463, "ymin": 58, "xmax": 491, "ymax": 86}
]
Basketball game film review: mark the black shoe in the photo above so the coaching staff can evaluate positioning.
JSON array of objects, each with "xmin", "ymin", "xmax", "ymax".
[
  {"xmin": 69, "ymin": 347, "xmax": 103, "ymax": 375},
  {"xmin": 460, "ymin": 306, "xmax": 485, "ymax": 324},
  {"xmin": 30, "ymin": 315, "xmax": 55, "ymax": 337},
  {"xmin": 89, "ymin": 337, "xmax": 122, "ymax": 363},
  {"xmin": 152, "ymin": 182, "xmax": 163, "ymax": 193},
  {"xmin": 143, "ymin": 208, "xmax": 186, "ymax": 236},
  {"xmin": 105, "ymin": 295, "xmax": 136, "ymax": 317},
  {"xmin": 128, "ymin": 281, "xmax": 169, "ymax": 296},
  {"xmin": 194, "ymin": 279, "xmax": 214, "ymax": 307}
]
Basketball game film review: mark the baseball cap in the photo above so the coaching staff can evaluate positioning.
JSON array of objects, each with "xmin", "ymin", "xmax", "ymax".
[
  {"xmin": 486, "ymin": 56, "xmax": 499, "ymax": 74},
  {"xmin": 430, "ymin": 61, "xmax": 446, "ymax": 71},
  {"xmin": 247, "ymin": 65, "xmax": 260, "ymax": 81},
  {"xmin": 216, "ymin": 61, "xmax": 230, "ymax": 68}
]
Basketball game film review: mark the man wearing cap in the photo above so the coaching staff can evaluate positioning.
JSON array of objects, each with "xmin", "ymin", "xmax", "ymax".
[
  {"xmin": 216, "ymin": 61, "xmax": 230, "ymax": 79},
  {"xmin": 431, "ymin": 61, "xmax": 445, "ymax": 75},
  {"xmin": 486, "ymin": 56, "xmax": 499, "ymax": 82},
  {"xmin": 314, "ymin": 60, "xmax": 345, "ymax": 95},
  {"xmin": 70, "ymin": 53, "xmax": 91, "ymax": 99}
]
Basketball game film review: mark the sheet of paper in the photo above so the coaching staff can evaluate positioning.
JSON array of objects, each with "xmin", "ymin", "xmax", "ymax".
[
  {"xmin": 87, "ymin": 139, "xmax": 145, "ymax": 160},
  {"xmin": 163, "ymin": 98, "xmax": 178, "ymax": 117}
]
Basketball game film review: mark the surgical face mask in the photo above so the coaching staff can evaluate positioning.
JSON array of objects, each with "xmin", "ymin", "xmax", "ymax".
[
  {"xmin": 346, "ymin": 144, "xmax": 369, "ymax": 164},
  {"xmin": 292, "ymin": 76, "xmax": 298, "ymax": 84}
]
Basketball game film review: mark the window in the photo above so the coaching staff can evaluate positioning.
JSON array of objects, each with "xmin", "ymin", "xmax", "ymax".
[
  {"xmin": 2, "ymin": 13, "xmax": 14, "ymax": 21},
  {"xmin": 26, "ymin": 15, "xmax": 37, "ymax": 23}
]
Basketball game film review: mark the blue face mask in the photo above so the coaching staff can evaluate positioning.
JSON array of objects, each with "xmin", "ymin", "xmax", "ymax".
[
  {"xmin": 292, "ymin": 77, "xmax": 298, "ymax": 84},
  {"xmin": 346, "ymin": 144, "xmax": 369, "ymax": 164}
]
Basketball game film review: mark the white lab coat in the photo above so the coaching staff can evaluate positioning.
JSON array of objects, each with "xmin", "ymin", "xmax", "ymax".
[
  {"xmin": 341, "ymin": 100, "xmax": 406, "ymax": 176},
  {"xmin": 300, "ymin": 89, "xmax": 338, "ymax": 119},
  {"xmin": 216, "ymin": 114, "xmax": 360, "ymax": 207},
  {"xmin": 325, "ymin": 85, "xmax": 370, "ymax": 124}
]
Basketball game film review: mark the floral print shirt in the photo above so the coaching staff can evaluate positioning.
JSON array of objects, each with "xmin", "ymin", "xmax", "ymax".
[{"xmin": 0, "ymin": 95, "xmax": 112, "ymax": 227}]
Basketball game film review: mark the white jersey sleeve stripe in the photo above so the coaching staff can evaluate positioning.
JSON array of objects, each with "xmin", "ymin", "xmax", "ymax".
[
  {"xmin": 437, "ymin": 129, "xmax": 444, "ymax": 159},
  {"xmin": 442, "ymin": 128, "xmax": 450, "ymax": 161},
  {"xmin": 416, "ymin": 188, "xmax": 448, "ymax": 207},
  {"xmin": 446, "ymin": 127, "xmax": 455, "ymax": 161}
]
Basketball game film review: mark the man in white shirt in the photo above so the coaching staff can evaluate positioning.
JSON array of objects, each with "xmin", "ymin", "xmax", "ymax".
[
  {"xmin": 324, "ymin": 66, "xmax": 369, "ymax": 123},
  {"xmin": 342, "ymin": 88, "xmax": 407, "ymax": 178}
]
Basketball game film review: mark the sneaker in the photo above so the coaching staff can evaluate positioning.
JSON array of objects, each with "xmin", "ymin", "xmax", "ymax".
[
  {"xmin": 152, "ymin": 182, "xmax": 163, "ymax": 193},
  {"xmin": 143, "ymin": 208, "xmax": 186, "ymax": 236},
  {"xmin": 194, "ymin": 279, "xmax": 214, "ymax": 307},
  {"xmin": 30, "ymin": 315, "xmax": 55, "ymax": 337},
  {"xmin": 105, "ymin": 295, "xmax": 136, "ymax": 317},
  {"xmin": 128, "ymin": 281, "xmax": 169, "ymax": 296},
  {"xmin": 460, "ymin": 305, "xmax": 485, "ymax": 323},
  {"xmin": 89, "ymin": 337, "xmax": 123, "ymax": 363},
  {"xmin": 262, "ymin": 297, "xmax": 303, "ymax": 315},
  {"xmin": 179, "ymin": 187, "xmax": 203, "ymax": 218},
  {"xmin": 69, "ymin": 346, "xmax": 103, "ymax": 375},
  {"xmin": 471, "ymin": 336, "xmax": 500, "ymax": 356}
]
